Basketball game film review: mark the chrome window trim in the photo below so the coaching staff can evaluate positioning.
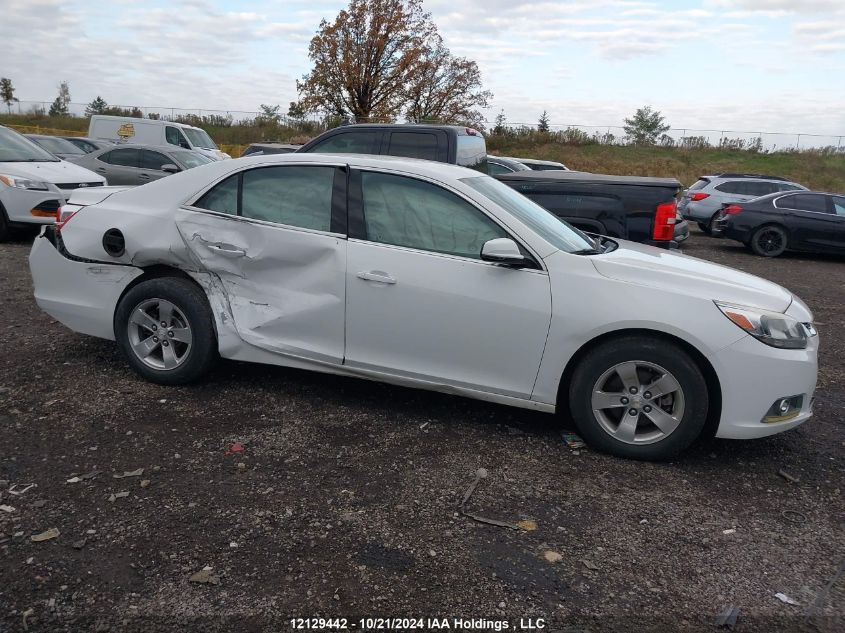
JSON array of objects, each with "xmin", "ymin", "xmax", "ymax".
[{"xmin": 773, "ymin": 193, "xmax": 832, "ymax": 215}]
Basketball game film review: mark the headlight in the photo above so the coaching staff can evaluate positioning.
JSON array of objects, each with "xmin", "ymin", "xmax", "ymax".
[
  {"xmin": 0, "ymin": 174, "xmax": 50, "ymax": 191},
  {"xmin": 715, "ymin": 301, "xmax": 816, "ymax": 349}
]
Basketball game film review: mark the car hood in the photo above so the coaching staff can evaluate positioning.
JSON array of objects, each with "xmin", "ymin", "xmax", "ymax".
[
  {"xmin": 0, "ymin": 160, "xmax": 105, "ymax": 185},
  {"xmin": 590, "ymin": 239, "xmax": 793, "ymax": 312}
]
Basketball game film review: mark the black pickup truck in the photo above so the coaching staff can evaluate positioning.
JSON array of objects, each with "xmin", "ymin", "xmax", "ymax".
[{"xmin": 495, "ymin": 171, "xmax": 687, "ymax": 248}]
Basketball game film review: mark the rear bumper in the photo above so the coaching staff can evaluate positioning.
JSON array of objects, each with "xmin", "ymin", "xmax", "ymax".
[
  {"xmin": 711, "ymin": 334, "xmax": 818, "ymax": 439},
  {"xmin": 29, "ymin": 228, "xmax": 143, "ymax": 340}
]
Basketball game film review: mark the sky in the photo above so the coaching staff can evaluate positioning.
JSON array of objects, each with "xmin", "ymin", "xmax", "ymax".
[{"xmin": 2, "ymin": 0, "xmax": 845, "ymax": 139}]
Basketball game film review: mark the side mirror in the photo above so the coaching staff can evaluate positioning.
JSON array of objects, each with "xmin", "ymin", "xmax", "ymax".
[
  {"xmin": 161, "ymin": 163, "xmax": 180, "ymax": 174},
  {"xmin": 481, "ymin": 238, "xmax": 526, "ymax": 266}
]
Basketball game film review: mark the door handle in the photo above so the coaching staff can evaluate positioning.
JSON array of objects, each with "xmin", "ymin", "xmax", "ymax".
[
  {"xmin": 206, "ymin": 244, "xmax": 246, "ymax": 258},
  {"xmin": 138, "ymin": 174, "xmax": 151, "ymax": 180},
  {"xmin": 357, "ymin": 270, "xmax": 396, "ymax": 284}
]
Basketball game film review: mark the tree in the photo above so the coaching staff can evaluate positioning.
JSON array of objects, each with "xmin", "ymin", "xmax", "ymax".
[
  {"xmin": 493, "ymin": 109, "xmax": 507, "ymax": 135},
  {"xmin": 403, "ymin": 35, "xmax": 491, "ymax": 125},
  {"xmin": 258, "ymin": 103, "xmax": 281, "ymax": 123},
  {"xmin": 287, "ymin": 101, "xmax": 307, "ymax": 120},
  {"xmin": 296, "ymin": 0, "xmax": 436, "ymax": 121},
  {"xmin": 85, "ymin": 96, "xmax": 108, "ymax": 116},
  {"xmin": 49, "ymin": 81, "xmax": 71, "ymax": 116},
  {"xmin": 537, "ymin": 110, "xmax": 550, "ymax": 133},
  {"xmin": 623, "ymin": 105, "xmax": 670, "ymax": 145},
  {"xmin": 0, "ymin": 78, "xmax": 18, "ymax": 114}
]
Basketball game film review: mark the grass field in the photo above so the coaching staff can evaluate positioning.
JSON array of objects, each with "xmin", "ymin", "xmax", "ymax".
[{"xmin": 4, "ymin": 113, "xmax": 844, "ymax": 191}]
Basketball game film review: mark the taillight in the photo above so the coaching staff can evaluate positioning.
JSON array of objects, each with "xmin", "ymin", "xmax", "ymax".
[
  {"xmin": 56, "ymin": 205, "xmax": 80, "ymax": 231},
  {"xmin": 723, "ymin": 204, "xmax": 743, "ymax": 215},
  {"xmin": 653, "ymin": 201, "xmax": 677, "ymax": 241},
  {"xmin": 689, "ymin": 192, "xmax": 710, "ymax": 201}
]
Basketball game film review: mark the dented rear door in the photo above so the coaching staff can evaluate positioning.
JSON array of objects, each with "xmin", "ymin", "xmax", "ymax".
[{"xmin": 175, "ymin": 164, "xmax": 347, "ymax": 365}]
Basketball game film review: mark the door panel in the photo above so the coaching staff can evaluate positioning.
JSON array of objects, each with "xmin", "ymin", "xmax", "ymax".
[
  {"xmin": 175, "ymin": 209, "xmax": 346, "ymax": 364},
  {"xmin": 780, "ymin": 194, "xmax": 841, "ymax": 251},
  {"xmin": 345, "ymin": 240, "xmax": 551, "ymax": 398}
]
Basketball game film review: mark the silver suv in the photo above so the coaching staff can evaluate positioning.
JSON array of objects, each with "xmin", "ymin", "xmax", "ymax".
[{"xmin": 679, "ymin": 173, "xmax": 807, "ymax": 234}]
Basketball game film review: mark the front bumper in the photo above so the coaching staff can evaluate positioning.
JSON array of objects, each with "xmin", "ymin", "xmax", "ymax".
[
  {"xmin": 711, "ymin": 332, "xmax": 818, "ymax": 439},
  {"xmin": 1, "ymin": 185, "xmax": 64, "ymax": 226},
  {"xmin": 29, "ymin": 228, "xmax": 143, "ymax": 340}
]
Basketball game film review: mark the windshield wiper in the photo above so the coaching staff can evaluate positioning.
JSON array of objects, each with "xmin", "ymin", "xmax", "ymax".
[{"xmin": 570, "ymin": 248, "xmax": 602, "ymax": 255}]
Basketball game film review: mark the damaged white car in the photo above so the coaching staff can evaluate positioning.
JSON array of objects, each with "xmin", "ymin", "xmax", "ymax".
[{"xmin": 29, "ymin": 154, "xmax": 818, "ymax": 459}]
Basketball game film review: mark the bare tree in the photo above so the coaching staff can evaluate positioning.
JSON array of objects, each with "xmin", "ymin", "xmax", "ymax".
[{"xmin": 1, "ymin": 78, "xmax": 18, "ymax": 114}]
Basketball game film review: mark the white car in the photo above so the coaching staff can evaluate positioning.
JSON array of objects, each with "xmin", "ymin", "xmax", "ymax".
[
  {"xmin": 0, "ymin": 125, "xmax": 107, "ymax": 241},
  {"xmin": 28, "ymin": 154, "xmax": 818, "ymax": 460}
]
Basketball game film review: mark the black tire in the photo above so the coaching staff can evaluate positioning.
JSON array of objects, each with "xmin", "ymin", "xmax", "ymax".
[
  {"xmin": 0, "ymin": 205, "xmax": 11, "ymax": 243},
  {"xmin": 697, "ymin": 221, "xmax": 710, "ymax": 235},
  {"xmin": 114, "ymin": 277, "xmax": 217, "ymax": 385},
  {"xmin": 750, "ymin": 224, "xmax": 788, "ymax": 257},
  {"xmin": 568, "ymin": 336, "xmax": 709, "ymax": 460}
]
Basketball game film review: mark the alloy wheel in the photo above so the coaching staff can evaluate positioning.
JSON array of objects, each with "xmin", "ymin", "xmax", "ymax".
[
  {"xmin": 126, "ymin": 298, "xmax": 193, "ymax": 370},
  {"xmin": 590, "ymin": 360, "xmax": 685, "ymax": 445}
]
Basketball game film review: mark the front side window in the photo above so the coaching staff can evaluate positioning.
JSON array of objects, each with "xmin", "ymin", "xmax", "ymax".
[
  {"xmin": 165, "ymin": 126, "xmax": 188, "ymax": 148},
  {"xmin": 241, "ymin": 166, "xmax": 334, "ymax": 231},
  {"xmin": 461, "ymin": 176, "xmax": 596, "ymax": 254},
  {"xmin": 387, "ymin": 132, "xmax": 438, "ymax": 161},
  {"xmin": 487, "ymin": 161, "xmax": 513, "ymax": 176},
  {"xmin": 361, "ymin": 172, "xmax": 506, "ymax": 259},
  {"xmin": 780, "ymin": 193, "xmax": 829, "ymax": 214},
  {"xmin": 141, "ymin": 150, "xmax": 171, "ymax": 171},
  {"xmin": 108, "ymin": 148, "xmax": 141, "ymax": 167},
  {"xmin": 310, "ymin": 131, "xmax": 376, "ymax": 154}
]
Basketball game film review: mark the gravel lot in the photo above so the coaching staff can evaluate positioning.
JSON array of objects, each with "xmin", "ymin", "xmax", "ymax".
[{"xmin": 0, "ymin": 228, "xmax": 842, "ymax": 633}]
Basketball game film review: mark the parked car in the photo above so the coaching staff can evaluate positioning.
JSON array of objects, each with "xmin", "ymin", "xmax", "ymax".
[
  {"xmin": 70, "ymin": 144, "xmax": 212, "ymax": 186},
  {"xmin": 24, "ymin": 134, "xmax": 88, "ymax": 161},
  {"xmin": 88, "ymin": 115, "xmax": 230, "ymax": 161},
  {"xmin": 297, "ymin": 124, "xmax": 487, "ymax": 171},
  {"xmin": 241, "ymin": 143, "xmax": 302, "ymax": 157},
  {"xmin": 510, "ymin": 157, "xmax": 569, "ymax": 171},
  {"xmin": 713, "ymin": 190, "xmax": 845, "ymax": 257},
  {"xmin": 679, "ymin": 173, "xmax": 807, "ymax": 234},
  {"xmin": 495, "ymin": 170, "xmax": 687, "ymax": 248},
  {"xmin": 0, "ymin": 125, "xmax": 105, "ymax": 241},
  {"xmin": 29, "ymin": 154, "xmax": 817, "ymax": 460},
  {"xmin": 62, "ymin": 137, "xmax": 115, "ymax": 154},
  {"xmin": 487, "ymin": 155, "xmax": 532, "ymax": 175}
]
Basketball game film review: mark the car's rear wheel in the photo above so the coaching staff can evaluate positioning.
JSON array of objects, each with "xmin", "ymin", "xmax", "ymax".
[
  {"xmin": 114, "ymin": 277, "xmax": 217, "ymax": 384},
  {"xmin": 750, "ymin": 224, "xmax": 788, "ymax": 257},
  {"xmin": 568, "ymin": 336, "xmax": 709, "ymax": 460},
  {"xmin": 697, "ymin": 221, "xmax": 710, "ymax": 234}
]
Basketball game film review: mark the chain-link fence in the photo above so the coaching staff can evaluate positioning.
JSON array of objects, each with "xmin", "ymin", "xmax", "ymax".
[{"xmin": 7, "ymin": 100, "xmax": 844, "ymax": 152}]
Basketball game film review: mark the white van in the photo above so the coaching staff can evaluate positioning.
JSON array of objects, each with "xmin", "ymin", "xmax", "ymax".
[{"xmin": 88, "ymin": 116, "xmax": 230, "ymax": 161}]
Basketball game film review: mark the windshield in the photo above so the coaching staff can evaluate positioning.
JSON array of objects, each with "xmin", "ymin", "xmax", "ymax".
[
  {"xmin": 30, "ymin": 136, "xmax": 85, "ymax": 156},
  {"xmin": 172, "ymin": 150, "xmax": 213, "ymax": 169},
  {"xmin": 182, "ymin": 127, "xmax": 217, "ymax": 150},
  {"xmin": 461, "ymin": 176, "xmax": 597, "ymax": 254},
  {"xmin": 0, "ymin": 127, "xmax": 60, "ymax": 162}
]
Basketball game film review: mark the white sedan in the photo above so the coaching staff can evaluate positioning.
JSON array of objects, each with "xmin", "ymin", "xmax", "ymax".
[{"xmin": 29, "ymin": 154, "xmax": 818, "ymax": 460}]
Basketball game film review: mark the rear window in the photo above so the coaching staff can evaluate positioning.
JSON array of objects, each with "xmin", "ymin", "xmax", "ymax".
[
  {"xmin": 387, "ymin": 132, "xmax": 438, "ymax": 161},
  {"xmin": 688, "ymin": 178, "xmax": 710, "ymax": 191},
  {"xmin": 456, "ymin": 134, "xmax": 486, "ymax": 172}
]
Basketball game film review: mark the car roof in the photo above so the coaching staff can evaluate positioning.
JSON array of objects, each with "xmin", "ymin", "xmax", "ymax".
[
  {"xmin": 700, "ymin": 173, "xmax": 792, "ymax": 182},
  {"xmin": 323, "ymin": 123, "xmax": 481, "ymax": 135},
  {"xmin": 496, "ymin": 169, "xmax": 681, "ymax": 188}
]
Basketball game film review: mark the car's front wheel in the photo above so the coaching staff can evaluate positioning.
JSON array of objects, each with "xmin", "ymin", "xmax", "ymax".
[
  {"xmin": 750, "ymin": 224, "xmax": 788, "ymax": 257},
  {"xmin": 114, "ymin": 277, "xmax": 217, "ymax": 384},
  {"xmin": 568, "ymin": 336, "xmax": 709, "ymax": 460}
]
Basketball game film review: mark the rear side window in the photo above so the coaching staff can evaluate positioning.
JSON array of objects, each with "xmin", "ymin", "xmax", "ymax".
[
  {"xmin": 108, "ymin": 148, "xmax": 141, "ymax": 167},
  {"xmin": 387, "ymin": 132, "xmax": 438, "ymax": 161},
  {"xmin": 778, "ymin": 183, "xmax": 802, "ymax": 192},
  {"xmin": 195, "ymin": 175, "xmax": 238, "ymax": 215},
  {"xmin": 715, "ymin": 181, "xmax": 747, "ymax": 195},
  {"xmin": 832, "ymin": 196, "xmax": 845, "ymax": 216},
  {"xmin": 688, "ymin": 179, "xmax": 710, "ymax": 191},
  {"xmin": 241, "ymin": 166, "xmax": 334, "ymax": 231},
  {"xmin": 360, "ymin": 171, "xmax": 506, "ymax": 258},
  {"xmin": 456, "ymin": 134, "xmax": 487, "ymax": 172},
  {"xmin": 778, "ymin": 193, "xmax": 829, "ymax": 213},
  {"xmin": 309, "ymin": 131, "xmax": 376, "ymax": 154}
]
